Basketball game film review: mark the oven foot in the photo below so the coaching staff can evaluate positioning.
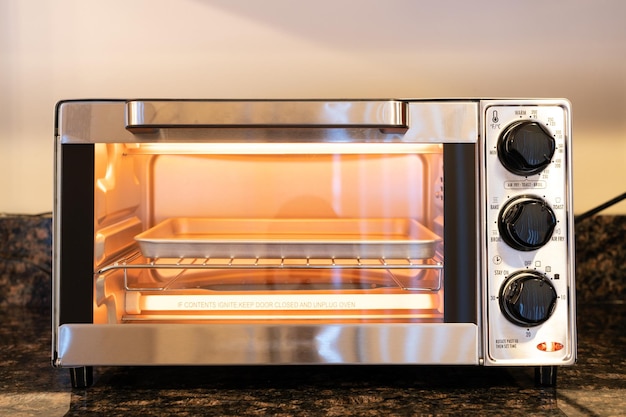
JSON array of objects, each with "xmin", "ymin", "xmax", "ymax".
[
  {"xmin": 69, "ymin": 366, "xmax": 93, "ymax": 388},
  {"xmin": 535, "ymin": 365, "xmax": 557, "ymax": 387}
]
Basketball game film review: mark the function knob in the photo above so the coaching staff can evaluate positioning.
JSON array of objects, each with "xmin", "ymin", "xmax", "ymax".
[
  {"xmin": 499, "ymin": 271, "xmax": 557, "ymax": 327},
  {"xmin": 497, "ymin": 120, "xmax": 556, "ymax": 176},
  {"xmin": 498, "ymin": 195, "xmax": 556, "ymax": 251}
]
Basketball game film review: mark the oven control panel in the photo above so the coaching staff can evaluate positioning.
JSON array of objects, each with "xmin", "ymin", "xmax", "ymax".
[{"xmin": 482, "ymin": 100, "xmax": 575, "ymax": 366}]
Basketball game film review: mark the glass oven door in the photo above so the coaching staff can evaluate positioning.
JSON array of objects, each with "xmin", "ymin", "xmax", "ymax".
[{"xmin": 54, "ymin": 100, "xmax": 480, "ymax": 370}]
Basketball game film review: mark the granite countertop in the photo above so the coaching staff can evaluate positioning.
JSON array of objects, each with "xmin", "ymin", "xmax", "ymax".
[
  {"xmin": 1, "ymin": 215, "xmax": 625, "ymax": 416},
  {"xmin": 0, "ymin": 302, "xmax": 624, "ymax": 416}
]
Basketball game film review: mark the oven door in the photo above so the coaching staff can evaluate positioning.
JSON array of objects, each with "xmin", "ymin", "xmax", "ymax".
[{"xmin": 53, "ymin": 100, "xmax": 480, "ymax": 368}]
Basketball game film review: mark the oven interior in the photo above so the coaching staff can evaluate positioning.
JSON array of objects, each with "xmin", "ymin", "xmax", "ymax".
[{"xmin": 92, "ymin": 142, "xmax": 445, "ymax": 324}]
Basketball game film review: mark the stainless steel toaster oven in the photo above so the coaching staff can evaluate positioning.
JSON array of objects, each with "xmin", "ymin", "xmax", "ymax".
[{"xmin": 52, "ymin": 99, "xmax": 576, "ymax": 388}]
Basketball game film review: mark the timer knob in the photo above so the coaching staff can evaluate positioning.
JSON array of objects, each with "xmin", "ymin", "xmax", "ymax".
[
  {"xmin": 498, "ymin": 195, "xmax": 556, "ymax": 251},
  {"xmin": 499, "ymin": 271, "xmax": 557, "ymax": 327},
  {"xmin": 497, "ymin": 121, "xmax": 555, "ymax": 176}
]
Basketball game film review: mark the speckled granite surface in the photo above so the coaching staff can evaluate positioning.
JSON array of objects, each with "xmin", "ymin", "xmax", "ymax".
[
  {"xmin": 1, "ymin": 303, "xmax": 624, "ymax": 416},
  {"xmin": 0, "ymin": 214, "xmax": 52, "ymax": 307},
  {"xmin": 574, "ymin": 215, "xmax": 626, "ymax": 303},
  {"xmin": 0, "ymin": 214, "xmax": 625, "ymax": 415}
]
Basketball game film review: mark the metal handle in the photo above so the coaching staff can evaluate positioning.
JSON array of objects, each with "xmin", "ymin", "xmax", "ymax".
[{"xmin": 125, "ymin": 100, "xmax": 408, "ymax": 131}]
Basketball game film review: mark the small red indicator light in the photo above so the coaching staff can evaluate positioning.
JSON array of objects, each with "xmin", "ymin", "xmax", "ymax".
[{"xmin": 537, "ymin": 342, "xmax": 564, "ymax": 352}]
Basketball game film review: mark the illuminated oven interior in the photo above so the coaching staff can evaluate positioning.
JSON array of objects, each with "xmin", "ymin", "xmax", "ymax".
[{"xmin": 93, "ymin": 142, "xmax": 445, "ymax": 324}]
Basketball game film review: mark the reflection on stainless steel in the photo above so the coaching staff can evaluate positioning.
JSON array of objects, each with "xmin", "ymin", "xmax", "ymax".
[
  {"xmin": 57, "ymin": 101, "xmax": 478, "ymax": 144},
  {"xmin": 125, "ymin": 100, "xmax": 408, "ymax": 130},
  {"xmin": 57, "ymin": 323, "xmax": 478, "ymax": 366}
]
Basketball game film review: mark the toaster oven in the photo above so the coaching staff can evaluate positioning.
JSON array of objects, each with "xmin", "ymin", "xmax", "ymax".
[{"xmin": 52, "ymin": 99, "xmax": 576, "ymax": 388}]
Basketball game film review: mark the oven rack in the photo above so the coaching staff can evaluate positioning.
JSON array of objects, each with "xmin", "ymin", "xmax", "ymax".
[
  {"xmin": 98, "ymin": 252, "xmax": 443, "ymax": 274},
  {"xmin": 98, "ymin": 251, "xmax": 443, "ymax": 293}
]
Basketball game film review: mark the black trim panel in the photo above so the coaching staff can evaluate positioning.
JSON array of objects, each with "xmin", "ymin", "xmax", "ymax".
[
  {"xmin": 58, "ymin": 144, "xmax": 95, "ymax": 325},
  {"xmin": 443, "ymin": 144, "xmax": 478, "ymax": 323}
]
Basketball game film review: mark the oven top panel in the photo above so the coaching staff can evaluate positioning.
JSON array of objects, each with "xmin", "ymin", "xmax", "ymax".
[{"xmin": 56, "ymin": 100, "xmax": 478, "ymax": 144}]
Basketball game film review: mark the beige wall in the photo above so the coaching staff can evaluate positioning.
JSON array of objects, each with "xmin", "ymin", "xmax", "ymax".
[{"xmin": 1, "ymin": 0, "xmax": 625, "ymax": 214}]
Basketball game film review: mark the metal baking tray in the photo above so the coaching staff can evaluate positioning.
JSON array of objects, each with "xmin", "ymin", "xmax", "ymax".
[{"xmin": 134, "ymin": 218, "xmax": 441, "ymax": 260}]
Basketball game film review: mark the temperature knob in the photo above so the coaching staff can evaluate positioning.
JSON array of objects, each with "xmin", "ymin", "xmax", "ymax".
[
  {"xmin": 497, "ymin": 121, "xmax": 555, "ymax": 176},
  {"xmin": 498, "ymin": 195, "xmax": 556, "ymax": 251},
  {"xmin": 499, "ymin": 271, "xmax": 557, "ymax": 326}
]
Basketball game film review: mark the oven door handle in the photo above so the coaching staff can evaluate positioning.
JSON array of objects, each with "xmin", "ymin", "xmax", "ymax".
[{"xmin": 125, "ymin": 100, "xmax": 408, "ymax": 132}]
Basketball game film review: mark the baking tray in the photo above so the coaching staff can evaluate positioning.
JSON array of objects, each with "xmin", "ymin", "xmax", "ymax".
[{"xmin": 134, "ymin": 218, "xmax": 441, "ymax": 260}]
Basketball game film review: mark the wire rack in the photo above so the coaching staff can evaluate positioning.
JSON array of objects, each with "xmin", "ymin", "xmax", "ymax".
[
  {"xmin": 98, "ymin": 251, "xmax": 444, "ymax": 292},
  {"xmin": 99, "ymin": 252, "xmax": 443, "ymax": 273}
]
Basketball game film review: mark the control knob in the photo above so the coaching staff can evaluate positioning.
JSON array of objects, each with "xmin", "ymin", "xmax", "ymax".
[
  {"xmin": 499, "ymin": 271, "xmax": 557, "ymax": 326},
  {"xmin": 498, "ymin": 195, "xmax": 556, "ymax": 251},
  {"xmin": 497, "ymin": 121, "xmax": 556, "ymax": 176}
]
